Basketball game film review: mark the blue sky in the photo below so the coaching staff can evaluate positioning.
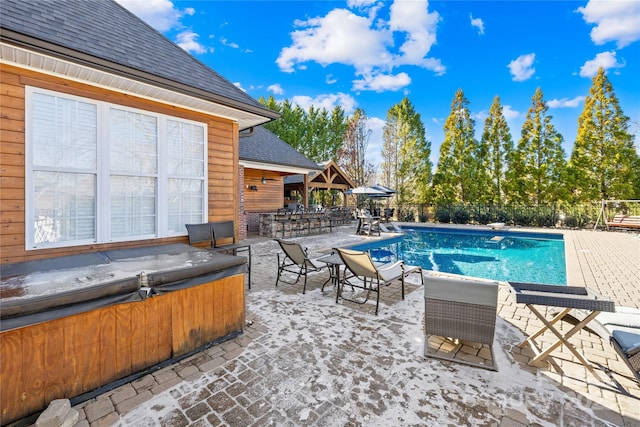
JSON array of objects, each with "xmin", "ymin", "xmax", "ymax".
[{"xmin": 116, "ymin": 0, "xmax": 640, "ymax": 168}]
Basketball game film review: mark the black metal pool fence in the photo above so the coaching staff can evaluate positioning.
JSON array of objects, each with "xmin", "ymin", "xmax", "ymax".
[{"xmin": 387, "ymin": 202, "xmax": 640, "ymax": 229}]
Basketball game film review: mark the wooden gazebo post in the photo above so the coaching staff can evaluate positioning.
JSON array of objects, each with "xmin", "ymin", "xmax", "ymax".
[{"xmin": 303, "ymin": 174, "xmax": 309, "ymax": 210}]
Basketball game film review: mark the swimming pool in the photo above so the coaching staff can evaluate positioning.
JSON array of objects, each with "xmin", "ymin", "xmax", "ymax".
[{"xmin": 350, "ymin": 226, "xmax": 566, "ymax": 285}]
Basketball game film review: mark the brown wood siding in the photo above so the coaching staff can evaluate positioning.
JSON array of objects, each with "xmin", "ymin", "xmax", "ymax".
[
  {"xmin": 0, "ymin": 64, "xmax": 240, "ymax": 264},
  {"xmin": 244, "ymin": 169, "xmax": 284, "ymax": 212},
  {"xmin": 0, "ymin": 274, "xmax": 244, "ymax": 425}
]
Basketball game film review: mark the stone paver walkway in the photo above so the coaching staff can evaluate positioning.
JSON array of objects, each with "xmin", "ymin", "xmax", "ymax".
[{"xmin": 64, "ymin": 225, "xmax": 639, "ymax": 426}]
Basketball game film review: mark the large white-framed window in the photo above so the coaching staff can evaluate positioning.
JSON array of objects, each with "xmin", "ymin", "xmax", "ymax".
[{"xmin": 26, "ymin": 87, "xmax": 207, "ymax": 249}]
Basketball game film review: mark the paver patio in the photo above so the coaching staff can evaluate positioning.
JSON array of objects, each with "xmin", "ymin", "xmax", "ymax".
[{"xmin": 66, "ymin": 224, "xmax": 639, "ymax": 426}]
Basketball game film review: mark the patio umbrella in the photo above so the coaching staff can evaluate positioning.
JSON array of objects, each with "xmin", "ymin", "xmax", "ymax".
[
  {"xmin": 343, "ymin": 186, "xmax": 388, "ymax": 196},
  {"xmin": 344, "ymin": 186, "xmax": 390, "ymax": 212},
  {"xmin": 371, "ymin": 184, "xmax": 397, "ymax": 195},
  {"xmin": 368, "ymin": 184, "xmax": 396, "ymax": 198}
]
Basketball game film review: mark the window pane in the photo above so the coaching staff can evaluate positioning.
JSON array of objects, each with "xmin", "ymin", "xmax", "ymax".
[
  {"xmin": 110, "ymin": 176, "xmax": 157, "ymax": 238},
  {"xmin": 167, "ymin": 179, "xmax": 203, "ymax": 232},
  {"xmin": 33, "ymin": 93, "xmax": 97, "ymax": 169},
  {"xmin": 167, "ymin": 120, "xmax": 204, "ymax": 177},
  {"xmin": 109, "ymin": 109, "xmax": 157, "ymax": 174},
  {"xmin": 34, "ymin": 172, "xmax": 96, "ymax": 243}
]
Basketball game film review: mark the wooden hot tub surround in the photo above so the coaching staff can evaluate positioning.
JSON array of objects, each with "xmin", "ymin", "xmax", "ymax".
[{"xmin": 0, "ymin": 244, "xmax": 247, "ymax": 426}]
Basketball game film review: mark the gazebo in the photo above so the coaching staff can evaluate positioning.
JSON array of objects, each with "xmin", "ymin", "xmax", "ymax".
[{"xmin": 284, "ymin": 160, "xmax": 355, "ymax": 208}]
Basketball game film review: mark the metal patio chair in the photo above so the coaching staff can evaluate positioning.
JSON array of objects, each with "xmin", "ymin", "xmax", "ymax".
[
  {"xmin": 334, "ymin": 247, "xmax": 423, "ymax": 315},
  {"xmin": 185, "ymin": 222, "xmax": 215, "ymax": 248},
  {"xmin": 186, "ymin": 222, "xmax": 251, "ymax": 288},
  {"xmin": 275, "ymin": 239, "xmax": 327, "ymax": 294}
]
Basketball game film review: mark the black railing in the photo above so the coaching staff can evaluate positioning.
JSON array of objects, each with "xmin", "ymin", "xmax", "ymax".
[{"xmin": 376, "ymin": 202, "xmax": 640, "ymax": 229}]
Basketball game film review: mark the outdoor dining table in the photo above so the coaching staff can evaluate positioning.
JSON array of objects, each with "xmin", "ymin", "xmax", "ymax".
[
  {"xmin": 507, "ymin": 282, "xmax": 615, "ymax": 380},
  {"xmin": 316, "ymin": 252, "xmax": 343, "ymax": 291}
]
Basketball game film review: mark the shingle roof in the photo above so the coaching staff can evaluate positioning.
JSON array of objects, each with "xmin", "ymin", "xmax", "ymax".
[
  {"xmin": 0, "ymin": 0, "xmax": 277, "ymax": 121},
  {"xmin": 239, "ymin": 126, "xmax": 321, "ymax": 171}
]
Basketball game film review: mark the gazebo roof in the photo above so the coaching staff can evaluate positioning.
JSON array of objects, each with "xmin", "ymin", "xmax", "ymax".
[{"xmin": 284, "ymin": 160, "xmax": 355, "ymax": 190}]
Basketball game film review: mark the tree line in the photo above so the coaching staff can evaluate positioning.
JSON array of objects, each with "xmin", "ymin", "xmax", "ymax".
[{"xmin": 259, "ymin": 67, "xmax": 640, "ymax": 207}]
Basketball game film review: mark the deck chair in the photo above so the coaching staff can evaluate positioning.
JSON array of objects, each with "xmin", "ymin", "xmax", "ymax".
[
  {"xmin": 594, "ymin": 307, "xmax": 640, "ymax": 384},
  {"xmin": 334, "ymin": 248, "xmax": 423, "ymax": 315},
  {"xmin": 275, "ymin": 239, "xmax": 327, "ymax": 294},
  {"xmin": 389, "ymin": 222, "xmax": 404, "ymax": 233},
  {"xmin": 423, "ymin": 271, "xmax": 499, "ymax": 370},
  {"xmin": 211, "ymin": 221, "xmax": 252, "ymax": 288}
]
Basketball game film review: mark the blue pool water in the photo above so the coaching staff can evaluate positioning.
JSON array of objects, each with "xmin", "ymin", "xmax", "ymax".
[{"xmin": 350, "ymin": 226, "xmax": 566, "ymax": 285}]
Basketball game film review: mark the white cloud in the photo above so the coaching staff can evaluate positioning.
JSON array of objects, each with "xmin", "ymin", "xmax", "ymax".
[
  {"xmin": 276, "ymin": 0, "xmax": 444, "ymax": 92},
  {"xmin": 277, "ymin": 8, "xmax": 393, "ymax": 73},
  {"xmin": 353, "ymin": 72, "xmax": 411, "ymax": 92},
  {"xmin": 579, "ymin": 51, "xmax": 625, "ymax": 77},
  {"xmin": 176, "ymin": 30, "xmax": 208, "ymax": 54},
  {"xmin": 220, "ymin": 37, "xmax": 240, "ymax": 49},
  {"xmin": 508, "ymin": 53, "xmax": 536, "ymax": 82},
  {"xmin": 267, "ymin": 84, "xmax": 284, "ymax": 95},
  {"xmin": 473, "ymin": 110, "xmax": 488, "ymax": 122},
  {"xmin": 233, "ymin": 82, "xmax": 246, "ymax": 92},
  {"xmin": 388, "ymin": 1, "xmax": 442, "ymax": 69},
  {"xmin": 115, "ymin": 0, "xmax": 213, "ymax": 55},
  {"xmin": 470, "ymin": 14, "xmax": 485, "ymax": 35},
  {"xmin": 115, "ymin": 0, "xmax": 182, "ymax": 32},
  {"xmin": 502, "ymin": 105, "xmax": 520, "ymax": 120},
  {"xmin": 326, "ymin": 74, "xmax": 338, "ymax": 84},
  {"xmin": 577, "ymin": 0, "xmax": 640, "ymax": 48},
  {"xmin": 547, "ymin": 96, "xmax": 586, "ymax": 108},
  {"xmin": 290, "ymin": 93, "xmax": 358, "ymax": 114},
  {"xmin": 347, "ymin": 0, "xmax": 379, "ymax": 8}
]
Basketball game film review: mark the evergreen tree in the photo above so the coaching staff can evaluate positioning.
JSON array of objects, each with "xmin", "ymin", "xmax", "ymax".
[
  {"xmin": 381, "ymin": 97, "xmax": 431, "ymax": 205},
  {"xmin": 504, "ymin": 88, "xmax": 566, "ymax": 205},
  {"xmin": 432, "ymin": 89, "xmax": 480, "ymax": 204},
  {"xmin": 479, "ymin": 96, "xmax": 513, "ymax": 206},
  {"xmin": 567, "ymin": 67, "xmax": 639, "ymax": 201},
  {"xmin": 258, "ymin": 97, "xmax": 347, "ymax": 162}
]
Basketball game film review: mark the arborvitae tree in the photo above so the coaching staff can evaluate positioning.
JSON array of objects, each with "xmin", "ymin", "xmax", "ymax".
[
  {"xmin": 337, "ymin": 108, "xmax": 375, "ymax": 186},
  {"xmin": 504, "ymin": 88, "xmax": 567, "ymax": 205},
  {"xmin": 258, "ymin": 96, "xmax": 347, "ymax": 162},
  {"xmin": 479, "ymin": 96, "xmax": 513, "ymax": 206},
  {"xmin": 381, "ymin": 97, "xmax": 431, "ymax": 205},
  {"xmin": 567, "ymin": 67, "xmax": 640, "ymax": 202},
  {"xmin": 432, "ymin": 89, "xmax": 480, "ymax": 204}
]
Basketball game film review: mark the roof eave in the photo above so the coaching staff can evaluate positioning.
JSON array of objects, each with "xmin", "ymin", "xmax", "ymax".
[
  {"xmin": 239, "ymin": 159, "xmax": 323, "ymax": 175},
  {"xmin": 0, "ymin": 30, "xmax": 280, "ymax": 128}
]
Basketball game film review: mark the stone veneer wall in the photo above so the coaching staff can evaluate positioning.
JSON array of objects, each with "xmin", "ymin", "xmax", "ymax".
[{"xmin": 246, "ymin": 212, "xmax": 262, "ymax": 234}]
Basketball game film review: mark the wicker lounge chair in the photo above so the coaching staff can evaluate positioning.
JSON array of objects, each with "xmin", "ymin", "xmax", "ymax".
[
  {"xmin": 275, "ymin": 239, "xmax": 327, "ymax": 294},
  {"xmin": 334, "ymin": 247, "xmax": 423, "ymax": 315},
  {"xmin": 424, "ymin": 271, "xmax": 500, "ymax": 370}
]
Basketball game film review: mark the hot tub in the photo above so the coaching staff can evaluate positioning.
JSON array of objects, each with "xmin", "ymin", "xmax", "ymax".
[{"xmin": 0, "ymin": 243, "xmax": 247, "ymax": 425}]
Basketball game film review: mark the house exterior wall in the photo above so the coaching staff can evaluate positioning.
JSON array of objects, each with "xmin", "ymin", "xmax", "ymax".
[
  {"xmin": 0, "ymin": 64, "xmax": 241, "ymax": 264},
  {"xmin": 243, "ymin": 169, "xmax": 285, "ymax": 234},
  {"xmin": 238, "ymin": 165, "xmax": 246, "ymax": 240}
]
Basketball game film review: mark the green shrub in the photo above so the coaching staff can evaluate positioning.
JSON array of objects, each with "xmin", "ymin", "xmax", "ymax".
[
  {"xmin": 397, "ymin": 207, "xmax": 415, "ymax": 222},
  {"xmin": 451, "ymin": 205, "xmax": 470, "ymax": 224},
  {"xmin": 435, "ymin": 206, "xmax": 451, "ymax": 223}
]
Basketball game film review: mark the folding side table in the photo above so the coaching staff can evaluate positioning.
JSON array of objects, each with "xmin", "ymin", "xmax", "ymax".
[{"xmin": 507, "ymin": 282, "xmax": 615, "ymax": 379}]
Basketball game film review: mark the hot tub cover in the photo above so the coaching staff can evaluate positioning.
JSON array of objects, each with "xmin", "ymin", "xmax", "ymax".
[{"xmin": 0, "ymin": 244, "xmax": 247, "ymax": 331}]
